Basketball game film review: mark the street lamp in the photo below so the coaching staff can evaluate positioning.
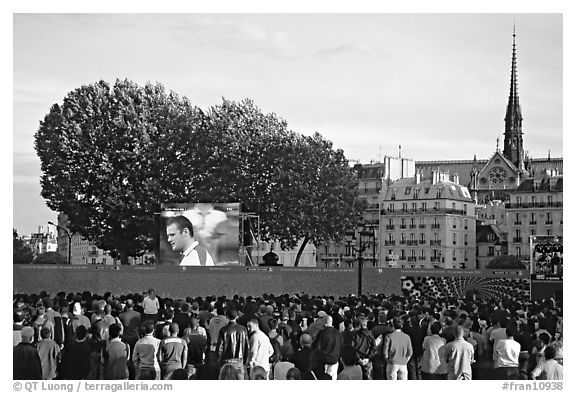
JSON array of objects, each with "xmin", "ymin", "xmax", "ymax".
[
  {"xmin": 48, "ymin": 221, "xmax": 72, "ymax": 264},
  {"xmin": 352, "ymin": 217, "xmax": 375, "ymax": 298}
]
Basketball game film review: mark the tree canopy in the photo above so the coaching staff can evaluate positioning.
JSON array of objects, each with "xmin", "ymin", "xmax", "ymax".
[
  {"xmin": 13, "ymin": 230, "xmax": 34, "ymax": 264},
  {"xmin": 35, "ymin": 79, "xmax": 363, "ymax": 265},
  {"xmin": 34, "ymin": 251, "xmax": 66, "ymax": 265}
]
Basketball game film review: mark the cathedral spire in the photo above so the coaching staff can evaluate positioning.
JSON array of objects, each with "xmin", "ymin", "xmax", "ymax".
[{"xmin": 503, "ymin": 25, "xmax": 524, "ymax": 169}]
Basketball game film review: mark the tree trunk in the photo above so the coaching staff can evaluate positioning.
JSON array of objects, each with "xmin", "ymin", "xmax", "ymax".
[
  {"xmin": 293, "ymin": 236, "xmax": 312, "ymax": 267},
  {"xmin": 120, "ymin": 249, "xmax": 129, "ymax": 265}
]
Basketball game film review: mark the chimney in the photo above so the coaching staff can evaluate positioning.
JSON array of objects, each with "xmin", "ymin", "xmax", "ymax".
[{"xmin": 415, "ymin": 170, "xmax": 422, "ymax": 184}]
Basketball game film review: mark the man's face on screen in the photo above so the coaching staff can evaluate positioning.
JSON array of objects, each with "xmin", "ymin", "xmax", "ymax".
[{"xmin": 166, "ymin": 223, "xmax": 187, "ymax": 253}]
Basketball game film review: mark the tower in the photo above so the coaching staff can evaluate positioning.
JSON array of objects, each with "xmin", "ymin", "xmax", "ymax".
[{"xmin": 503, "ymin": 26, "xmax": 524, "ymax": 170}]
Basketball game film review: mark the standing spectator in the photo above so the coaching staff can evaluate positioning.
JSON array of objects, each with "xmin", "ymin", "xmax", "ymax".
[
  {"xmin": 133, "ymin": 320, "xmax": 161, "ymax": 380},
  {"xmin": 439, "ymin": 325, "xmax": 475, "ymax": 380},
  {"xmin": 103, "ymin": 323, "xmax": 130, "ymax": 380},
  {"xmin": 173, "ymin": 302, "xmax": 191, "ymax": 338},
  {"xmin": 119, "ymin": 299, "xmax": 141, "ymax": 352},
  {"xmin": 60, "ymin": 325, "xmax": 91, "ymax": 379},
  {"xmin": 371, "ymin": 310, "xmax": 394, "ymax": 380},
  {"xmin": 71, "ymin": 302, "xmax": 91, "ymax": 333},
  {"xmin": 352, "ymin": 315, "xmax": 375, "ymax": 379},
  {"xmin": 37, "ymin": 326, "xmax": 61, "ymax": 380},
  {"xmin": 301, "ymin": 349, "xmax": 331, "ymax": 380},
  {"xmin": 489, "ymin": 317, "xmax": 509, "ymax": 369},
  {"xmin": 247, "ymin": 318, "xmax": 274, "ymax": 378},
  {"xmin": 420, "ymin": 321, "xmax": 447, "ymax": 379},
  {"xmin": 183, "ymin": 319, "xmax": 207, "ymax": 378},
  {"xmin": 142, "ymin": 289, "xmax": 160, "ymax": 324},
  {"xmin": 313, "ymin": 315, "xmax": 343, "ymax": 380},
  {"xmin": 273, "ymin": 344, "xmax": 295, "ymax": 380},
  {"xmin": 292, "ymin": 333, "xmax": 313, "ymax": 375},
  {"xmin": 13, "ymin": 326, "xmax": 42, "ymax": 380},
  {"xmin": 494, "ymin": 326, "xmax": 521, "ymax": 379},
  {"xmin": 383, "ymin": 316, "xmax": 413, "ymax": 380},
  {"xmin": 529, "ymin": 346, "xmax": 563, "ymax": 380},
  {"xmin": 13, "ymin": 310, "xmax": 25, "ymax": 347},
  {"xmin": 208, "ymin": 304, "xmax": 228, "ymax": 352},
  {"xmin": 155, "ymin": 309, "xmax": 174, "ymax": 340},
  {"xmin": 158, "ymin": 323, "xmax": 188, "ymax": 379},
  {"xmin": 337, "ymin": 345, "xmax": 363, "ymax": 380},
  {"xmin": 216, "ymin": 308, "xmax": 250, "ymax": 379},
  {"xmin": 86, "ymin": 326, "xmax": 106, "ymax": 380}
]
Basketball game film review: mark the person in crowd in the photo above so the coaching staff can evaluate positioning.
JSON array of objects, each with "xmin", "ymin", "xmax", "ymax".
[
  {"xmin": 352, "ymin": 315, "xmax": 375, "ymax": 379},
  {"xmin": 208, "ymin": 304, "xmax": 229, "ymax": 352},
  {"xmin": 173, "ymin": 302, "xmax": 191, "ymax": 338},
  {"xmin": 218, "ymin": 363, "xmax": 241, "ymax": 380},
  {"xmin": 60, "ymin": 325, "xmax": 91, "ymax": 379},
  {"xmin": 103, "ymin": 323, "xmax": 130, "ymax": 380},
  {"xmin": 13, "ymin": 309, "xmax": 25, "ymax": 347},
  {"xmin": 119, "ymin": 299, "xmax": 141, "ymax": 353},
  {"xmin": 216, "ymin": 308, "xmax": 250, "ymax": 379},
  {"xmin": 420, "ymin": 321, "xmax": 447, "ymax": 379},
  {"xmin": 382, "ymin": 316, "xmax": 413, "ymax": 380},
  {"xmin": 142, "ymin": 289, "xmax": 160, "ymax": 324},
  {"xmin": 250, "ymin": 365, "xmax": 268, "ymax": 380},
  {"xmin": 439, "ymin": 325, "xmax": 475, "ymax": 380},
  {"xmin": 13, "ymin": 326, "xmax": 42, "ymax": 380},
  {"xmin": 273, "ymin": 344, "xmax": 295, "ymax": 380},
  {"xmin": 301, "ymin": 349, "xmax": 331, "ymax": 380},
  {"xmin": 132, "ymin": 320, "xmax": 161, "ymax": 380},
  {"xmin": 158, "ymin": 323, "xmax": 188, "ymax": 379},
  {"xmin": 286, "ymin": 367, "xmax": 301, "ymax": 380},
  {"xmin": 529, "ymin": 345, "xmax": 563, "ymax": 380},
  {"xmin": 292, "ymin": 333, "xmax": 313, "ymax": 375},
  {"xmin": 37, "ymin": 326, "xmax": 61, "ymax": 380},
  {"xmin": 313, "ymin": 315, "xmax": 343, "ymax": 380},
  {"xmin": 169, "ymin": 368, "xmax": 189, "ymax": 380},
  {"xmin": 183, "ymin": 317, "xmax": 207, "ymax": 378},
  {"xmin": 337, "ymin": 345, "xmax": 363, "ymax": 380},
  {"xmin": 494, "ymin": 326, "xmax": 521, "ymax": 379},
  {"xmin": 155, "ymin": 309, "xmax": 174, "ymax": 340},
  {"xmin": 247, "ymin": 318, "xmax": 274, "ymax": 378}
]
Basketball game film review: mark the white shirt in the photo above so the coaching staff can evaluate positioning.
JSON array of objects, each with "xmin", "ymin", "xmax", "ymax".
[
  {"xmin": 249, "ymin": 330, "xmax": 275, "ymax": 371},
  {"xmin": 180, "ymin": 241, "xmax": 214, "ymax": 266},
  {"xmin": 494, "ymin": 338, "xmax": 520, "ymax": 368}
]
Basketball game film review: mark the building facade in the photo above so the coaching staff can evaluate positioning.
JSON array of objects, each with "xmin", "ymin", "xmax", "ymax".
[
  {"xmin": 504, "ymin": 171, "xmax": 563, "ymax": 266},
  {"xmin": 380, "ymin": 170, "xmax": 476, "ymax": 269}
]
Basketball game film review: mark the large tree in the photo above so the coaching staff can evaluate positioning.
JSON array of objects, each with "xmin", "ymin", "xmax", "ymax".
[
  {"xmin": 13, "ymin": 229, "xmax": 34, "ymax": 264},
  {"xmin": 35, "ymin": 80, "xmax": 363, "ymax": 265}
]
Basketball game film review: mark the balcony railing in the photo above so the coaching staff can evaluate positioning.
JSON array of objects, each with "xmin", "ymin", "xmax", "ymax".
[
  {"xmin": 407, "ymin": 240, "xmax": 418, "ymax": 246},
  {"xmin": 431, "ymin": 224, "xmax": 441, "ymax": 229},
  {"xmin": 88, "ymin": 251, "xmax": 99, "ymax": 257},
  {"xmin": 431, "ymin": 257, "xmax": 441, "ymax": 262},
  {"xmin": 418, "ymin": 240, "xmax": 426, "ymax": 244},
  {"xmin": 399, "ymin": 256, "xmax": 407, "ymax": 261},
  {"xmin": 514, "ymin": 221, "xmax": 522, "ymax": 225},
  {"xmin": 385, "ymin": 225, "xmax": 395, "ymax": 230},
  {"xmin": 529, "ymin": 221, "xmax": 537, "ymax": 225},
  {"xmin": 513, "ymin": 237, "xmax": 522, "ymax": 243},
  {"xmin": 418, "ymin": 256, "xmax": 426, "ymax": 261},
  {"xmin": 408, "ymin": 256, "xmax": 417, "ymax": 262},
  {"xmin": 409, "ymin": 224, "xmax": 417, "ymax": 229},
  {"xmin": 430, "ymin": 240, "xmax": 441, "ymax": 246},
  {"xmin": 419, "ymin": 224, "xmax": 426, "ymax": 228},
  {"xmin": 505, "ymin": 202, "xmax": 563, "ymax": 209},
  {"xmin": 384, "ymin": 240, "xmax": 396, "ymax": 246},
  {"xmin": 381, "ymin": 208, "xmax": 469, "ymax": 216},
  {"xmin": 546, "ymin": 221, "xmax": 553, "ymax": 225},
  {"xmin": 399, "ymin": 240, "xmax": 407, "ymax": 245}
]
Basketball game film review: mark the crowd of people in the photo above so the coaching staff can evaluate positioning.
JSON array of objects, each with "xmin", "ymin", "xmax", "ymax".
[{"xmin": 13, "ymin": 289, "xmax": 563, "ymax": 381}]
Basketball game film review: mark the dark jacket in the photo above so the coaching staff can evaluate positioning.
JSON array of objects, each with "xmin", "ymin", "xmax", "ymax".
[
  {"xmin": 293, "ymin": 347, "xmax": 313, "ymax": 373},
  {"xmin": 62, "ymin": 340, "xmax": 91, "ymax": 379},
  {"xmin": 352, "ymin": 328, "xmax": 376, "ymax": 359},
  {"xmin": 13, "ymin": 342, "xmax": 42, "ymax": 380},
  {"xmin": 216, "ymin": 321, "xmax": 249, "ymax": 364},
  {"xmin": 314, "ymin": 326, "xmax": 343, "ymax": 364}
]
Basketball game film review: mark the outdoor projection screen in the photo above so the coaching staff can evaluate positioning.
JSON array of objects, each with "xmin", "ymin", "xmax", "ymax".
[{"xmin": 158, "ymin": 202, "xmax": 241, "ymax": 266}]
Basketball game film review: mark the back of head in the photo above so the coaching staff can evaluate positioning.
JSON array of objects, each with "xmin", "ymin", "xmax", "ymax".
[
  {"xmin": 341, "ymin": 345, "xmax": 358, "ymax": 366},
  {"xmin": 109, "ymin": 323, "xmax": 121, "ymax": 339},
  {"xmin": 142, "ymin": 320, "xmax": 155, "ymax": 335},
  {"xmin": 75, "ymin": 325, "xmax": 88, "ymax": 340},
  {"xmin": 169, "ymin": 322, "xmax": 179, "ymax": 335},
  {"xmin": 454, "ymin": 325, "xmax": 464, "ymax": 339},
  {"xmin": 250, "ymin": 366, "xmax": 267, "ymax": 380},
  {"xmin": 506, "ymin": 326, "xmax": 516, "ymax": 338},
  {"xmin": 300, "ymin": 333, "xmax": 312, "ymax": 348},
  {"xmin": 430, "ymin": 321, "xmax": 442, "ymax": 335},
  {"xmin": 392, "ymin": 316, "xmax": 403, "ymax": 330},
  {"xmin": 544, "ymin": 345, "xmax": 557, "ymax": 360},
  {"xmin": 40, "ymin": 325, "xmax": 52, "ymax": 339},
  {"xmin": 226, "ymin": 308, "xmax": 238, "ymax": 320},
  {"xmin": 20, "ymin": 326, "xmax": 34, "ymax": 343},
  {"xmin": 325, "ymin": 315, "xmax": 333, "ymax": 327},
  {"xmin": 286, "ymin": 367, "xmax": 301, "ymax": 380},
  {"xmin": 218, "ymin": 363, "xmax": 240, "ymax": 380}
]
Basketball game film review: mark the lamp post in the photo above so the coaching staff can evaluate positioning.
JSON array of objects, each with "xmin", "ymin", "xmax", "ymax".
[
  {"xmin": 48, "ymin": 221, "xmax": 72, "ymax": 264},
  {"xmin": 352, "ymin": 217, "xmax": 375, "ymax": 298}
]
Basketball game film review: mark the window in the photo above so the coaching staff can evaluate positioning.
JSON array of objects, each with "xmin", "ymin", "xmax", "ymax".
[
  {"xmin": 434, "ymin": 202, "xmax": 440, "ymax": 210},
  {"xmin": 421, "ymin": 202, "xmax": 427, "ymax": 211},
  {"xmin": 91, "ymin": 258, "xmax": 96, "ymax": 264},
  {"xmin": 488, "ymin": 246, "xmax": 495, "ymax": 256},
  {"xmin": 391, "ymin": 190, "xmax": 396, "ymax": 200},
  {"xmin": 414, "ymin": 188, "xmax": 420, "ymax": 199},
  {"xmin": 453, "ymin": 250, "xmax": 457, "ymax": 261},
  {"xmin": 452, "ymin": 202, "xmax": 456, "ymax": 210},
  {"xmin": 463, "ymin": 203, "xmax": 467, "ymax": 214},
  {"xmin": 411, "ymin": 203, "xmax": 417, "ymax": 211},
  {"xmin": 464, "ymin": 219, "xmax": 468, "ymax": 230},
  {"xmin": 516, "ymin": 196, "xmax": 521, "ymax": 205},
  {"xmin": 389, "ymin": 204, "xmax": 395, "ymax": 212},
  {"xmin": 405, "ymin": 187, "xmax": 412, "ymax": 195},
  {"xmin": 453, "ymin": 233, "xmax": 457, "ymax": 245},
  {"xmin": 464, "ymin": 234, "xmax": 468, "ymax": 245},
  {"xmin": 516, "ymin": 247, "xmax": 521, "ymax": 258}
]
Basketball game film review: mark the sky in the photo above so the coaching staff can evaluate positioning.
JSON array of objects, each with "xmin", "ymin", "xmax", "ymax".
[{"xmin": 11, "ymin": 12, "xmax": 564, "ymax": 236}]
